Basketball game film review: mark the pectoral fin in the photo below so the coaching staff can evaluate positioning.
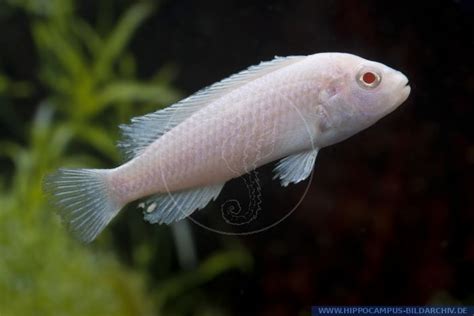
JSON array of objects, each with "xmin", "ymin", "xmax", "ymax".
[{"xmin": 273, "ymin": 149, "xmax": 318, "ymax": 187}]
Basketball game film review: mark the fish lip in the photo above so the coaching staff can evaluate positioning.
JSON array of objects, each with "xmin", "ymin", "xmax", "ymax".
[
  {"xmin": 378, "ymin": 82, "xmax": 410, "ymax": 118},
  {"xmin": 400, "ymin": 77, "xmax": 409, "ymax": 87},
  {"xmin": 397, "ymin": 72, "xmax": 410, "ymax": 103},
  {"xmin": 398, "ymin": 83, "xmax": 411, "ymax": 104},
  {"xmin": 396, "ymin": 71, "xmax": 409, "ymax": 89}
]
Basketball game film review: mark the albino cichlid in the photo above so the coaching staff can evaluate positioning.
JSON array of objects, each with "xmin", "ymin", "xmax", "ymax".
[{"xmin": 44, "ymin": 52, "xmax": 411, "ymax": 242}]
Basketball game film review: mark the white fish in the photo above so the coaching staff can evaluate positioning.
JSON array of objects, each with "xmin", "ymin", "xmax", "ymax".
[{"xmin": 44, "ymin": 53, "xmax": 410, "ymax": 242}]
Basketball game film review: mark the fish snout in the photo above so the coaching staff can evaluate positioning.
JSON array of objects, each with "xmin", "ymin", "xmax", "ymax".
[{"xmin": 394, "ymin": 72, "xmax": 410, "ymax": 104}]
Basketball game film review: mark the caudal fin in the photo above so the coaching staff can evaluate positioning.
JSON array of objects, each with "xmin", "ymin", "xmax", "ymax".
[{"xmin": 43, "ymin": 168, "xmax": 123, "ymax": 242}]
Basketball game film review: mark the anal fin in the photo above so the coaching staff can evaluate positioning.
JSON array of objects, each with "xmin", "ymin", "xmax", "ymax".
[{"xmin": 143, "ymin": 183, "xmax": 224, "ymax": 224}]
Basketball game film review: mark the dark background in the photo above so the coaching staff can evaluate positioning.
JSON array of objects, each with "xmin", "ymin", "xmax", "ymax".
[
  {"xmin": 1, "ymin": 0, "xmax": 473, "ymax": 315},
  {"xmin": 129, "ymin": 0, "xmax": 474, "ymax": 311}
]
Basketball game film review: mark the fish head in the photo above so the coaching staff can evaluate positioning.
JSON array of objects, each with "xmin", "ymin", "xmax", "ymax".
[{"xmin": 315, "ymin": 53, "xmax": 410, "ymax": 147}]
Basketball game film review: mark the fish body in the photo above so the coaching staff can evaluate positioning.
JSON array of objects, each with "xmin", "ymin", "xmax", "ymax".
[
  {"xmin": 44, "ymin": 53, "xmax": 410, "ymax": 242},
  {"xmin": 113, "ymin": 57, "xmax": 317, "ymax": 201}
]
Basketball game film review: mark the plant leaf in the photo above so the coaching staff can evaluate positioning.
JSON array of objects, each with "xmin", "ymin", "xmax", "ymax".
[
  {"xmin": 97, "ymin": 81, "xmax": 181, "ymax": 110},
  {"xmin": 93, "ymin": 2, "xmax": 154, "ymax": 82}
]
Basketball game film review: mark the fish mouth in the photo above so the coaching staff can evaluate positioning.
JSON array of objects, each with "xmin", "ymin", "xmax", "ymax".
[
  {"xmin": 382, "ymin": 79, "xmax": 410, "ymax": 116},
  {"xmin": 397, "ymin": 75, "xmax": 411, "ymax": 104},
  {"xmin": 399, "ymin": 82, "xmax": 411, "ymax": 104}
]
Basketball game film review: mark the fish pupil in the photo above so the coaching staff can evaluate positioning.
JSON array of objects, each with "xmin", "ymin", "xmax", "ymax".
[{"xmin": 362, "ymin": 72, "xmax": 376, "ymax": 84}]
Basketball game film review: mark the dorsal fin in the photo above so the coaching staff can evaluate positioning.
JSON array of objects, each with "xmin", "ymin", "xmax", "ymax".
[{"xmin": 118, "ymin": 55, "xmax": 305, "ymax": 159}]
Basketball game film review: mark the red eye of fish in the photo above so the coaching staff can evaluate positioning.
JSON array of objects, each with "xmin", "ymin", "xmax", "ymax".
[
  {"xmin": 357, "ymin": 68, "xmax": 381, "ymax": 89},
  {"xmin": 362, "ymin": 72, "xmax": 376, "ymax": 84}
]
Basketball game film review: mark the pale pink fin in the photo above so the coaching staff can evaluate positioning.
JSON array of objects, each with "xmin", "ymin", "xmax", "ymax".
[
  {"xmin": 118, "ymin": 55, "xmax": 305, "ymax": 160},
  {"xmin": 273, "ymin": 149, "xmax": 318, "ymax": 187},
  {"xmin": 43, "ymin": 168, "xmax": 123, "ymax": 242},
  {"xmin": 143, "ymin": 183, "xmax": 224, "ymax": 224}
]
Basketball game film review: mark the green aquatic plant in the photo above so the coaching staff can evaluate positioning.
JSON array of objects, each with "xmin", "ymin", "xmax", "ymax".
[
  {"xmin": 0, "ymin": 103, "xmax": 154, "ymax": 315},
  {"xmin": 0, "ymin": 1, "xmax": 252, "ymax": 315}
]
